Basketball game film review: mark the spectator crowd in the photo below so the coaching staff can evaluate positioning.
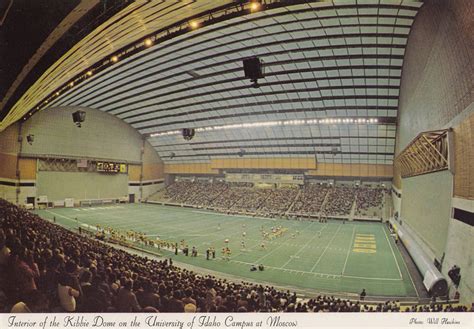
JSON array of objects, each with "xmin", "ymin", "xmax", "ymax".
[
  {"xmin": 0, "ymin": 199, "xmax": 469, "ymax": 313},
  {"xmin": 158, "ymin": 181, "xmax": 387, "ymax": 219}
]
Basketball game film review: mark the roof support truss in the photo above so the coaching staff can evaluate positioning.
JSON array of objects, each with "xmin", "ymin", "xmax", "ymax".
[{"xmin": 395, "ymin": 129, "xmax": 450, "ymax": 178}]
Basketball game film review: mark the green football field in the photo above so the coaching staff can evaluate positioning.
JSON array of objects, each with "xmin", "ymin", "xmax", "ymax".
[{"xmin": 33, "ymin": 203, "xmax": 417, "ymax": 298}]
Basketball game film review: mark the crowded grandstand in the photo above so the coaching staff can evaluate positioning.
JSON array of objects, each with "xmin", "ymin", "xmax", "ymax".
[{"xmin": 151, "ymin": 181, "xmax": 387, "ymax": 220}]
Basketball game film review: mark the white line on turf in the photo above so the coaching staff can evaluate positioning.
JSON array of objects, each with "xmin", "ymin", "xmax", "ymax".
[
  {"xmin": 341, "ymin": 226, "xmax": 356, "ymax": 275},
  {"xmin": 382, "ymin": 224, "xmax": 403, "ymax": 279},
  {"xmin": 45, "ymin": 205, "xmax": 405, "ymax": 284},
  {"xmin": 280, "ymin": 222, "xmax": 326, "ymax": 269},
  {"xmin": 146, "ymin": 234, "xmax": 207, "ymax": 238},
  {"xmin": 246, "ymin": 222, "xmax": 307, "ymax": 264},
  {"xmin": 342, "ymin": 274, "xmax": 401, "ymax": 281},
  {"xmin": 230, "ymin": 260, "xmax": 402, "ymax": 281},
  {"xmin": 45, "ymin": 210, "xmax": 78, "ymax": 223},
  {"xmin": 310, "ymin": 224, "xmax": 342, "ymax": 272}
]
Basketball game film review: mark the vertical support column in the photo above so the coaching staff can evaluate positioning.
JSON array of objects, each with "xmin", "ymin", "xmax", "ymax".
[
  {"xmin": 139, "ymin": 137, "xmax": 146, "ymax": 202},
  {"xmin": 15, "ymin": 122, "xmax": 23, "ymax": 205}
]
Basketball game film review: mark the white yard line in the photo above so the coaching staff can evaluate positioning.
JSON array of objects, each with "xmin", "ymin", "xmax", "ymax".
[
  {"xmin": 251, "ymin": 223, "xmax": 304, "ymax": 264},
  {"xmin": 310, "ymin": 224, "xmax": 342, "ymax": 272},
  {"xmin": 44, "ymin": 207, "xmax": 405, "ymax": 283},
  {"xmin": 382, "ymin": 225, "xmax": 403, "ymax": 279},
  {"xmin": 342, "ymin": 274, "xmax": 402, "ymax": 281},
  {"xmin": 384, "ymin": 227, "xmax": 419, "ymax": 296},
  {"xmin": 45, "ymin": 210, "xmax": 78, "ymax": 223},
  {"xmin": 230, "ymin": 260, "xmax": 402, "ymax": 281},
  {"xmin": 341, "ymin": 226, "xmax": 356, "ymax": 275},
  {"xmin": 401, "ymin": 253, "xmax": 420, "ymax": 297},
  {"xmin": 145, "ymin": 234, "xmax": 207, "ymax": 238},
  {"xmin": 280, "ymin": 222, "xmax": 326, "ymax": 269}
]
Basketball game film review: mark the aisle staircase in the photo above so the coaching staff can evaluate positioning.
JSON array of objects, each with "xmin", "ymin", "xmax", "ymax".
[
  {"xmin": 318, "ymin": 189, "xmax": 331, "ymax": 215},
  {"xmin": 349, "ymin": 200, "xmax": 357, "ymax": 221},
  {"xmin": 285, "ymin": 189, "xmax": 301, "ymax": 215}
]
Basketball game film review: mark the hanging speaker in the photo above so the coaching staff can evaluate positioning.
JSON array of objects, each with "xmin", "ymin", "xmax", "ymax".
[
  {"xmin": 72, "ymin": 110, "xmax": 86, "ymax": 127},
  {"xmin": 182, "ymin": 128, "xmax": 195, "ymax": 141},
  {"xmin": 243, "ymin": 57, "xmax": 264, "ymax": 88},
  {"xmin": 243, "ymin": 57, "xmax": 264, "ymax": 80}
]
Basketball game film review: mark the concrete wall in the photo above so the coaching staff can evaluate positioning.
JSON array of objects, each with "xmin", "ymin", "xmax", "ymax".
[
  {"xmin": 0, "ymin": 124, "xmax": 19, "ymax": 203},
  {"xmin": 400, "ymin": 171, "xmax": 453, "ymax": 259},
  {"xmin": 397, "ymin": 0, "xmax": 473, "ymax": 150},
  {"xmin": 443, "ymin": 198, "xmax": 474, "ymax": 304},
  {"xmin": 37, "ymin": 171, "xmax": 128, "ymax": 202},
  {"xmin": 127, "ymin": 140, "xmax": 164, "ymax": 201},
  {"xmin": 128, "ymin": 181, "xmax": 164, "ymax": 202},
  {"xmin": 21, "ymin": 106, "xmax": 144, "ymax": 162},
  {"xmin": 396, "ymin": 0, "xmax": 473, "ymax": 304},
  {"xmin": 0, "ymin": 123, "xmax": 35, "ymax": 203},
  {"xmin": 0, "ymin": 106, "xmax": 164, "ymax": 204}
]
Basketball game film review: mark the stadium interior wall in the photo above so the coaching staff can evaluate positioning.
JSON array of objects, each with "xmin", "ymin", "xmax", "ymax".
[
  {"xmin": 395, "ymin": 0, "xmax": 473, "ymax": 304},
  {"xmin": 0, "ymin": 106, "xmax": 165, "ymax": 205}
]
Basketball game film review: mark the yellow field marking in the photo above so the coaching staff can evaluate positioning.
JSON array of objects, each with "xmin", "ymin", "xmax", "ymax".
[
  {"xmin": 355, "ymin": 236, "xmax": 375, "ymax": 240},
  {"xmin": 353, "ymin": 248, "xmax": 377, "ymax": 253},
  {"xmin": 353, "ymin": 233, "xmax": 376, "ymax": 253},
  {"xmin": 353, "ymin": 243, "xmax": 376, "ymax": 249}
]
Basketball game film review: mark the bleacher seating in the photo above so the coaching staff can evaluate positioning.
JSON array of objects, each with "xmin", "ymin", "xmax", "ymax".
[
  {"xmin": 290, "ymin": 184, "xmax": 328, "ymax": 216},
  {"xmin": 355, "ymin": 187, "xmax": 385, "ymax": 218},
  {"xmin": 155, "ymin": 181, "xmax": 388, "ymax": 219},
  {"xmin": 322, "ymin": 186, "xmax": 356, "ymax": 217}
]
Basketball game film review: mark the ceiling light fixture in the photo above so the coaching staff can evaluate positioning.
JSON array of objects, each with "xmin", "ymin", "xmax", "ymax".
[
  {"xmin": 190, "ymin": 21, "xmax": 200, "ymax": 29},
  {"xmin": 250, "ymin": 2, "xmax": 261, "ymax": 11},
  {"xmin": 144, "ymin": 38, "xmax": 153, "ymax": 47}
]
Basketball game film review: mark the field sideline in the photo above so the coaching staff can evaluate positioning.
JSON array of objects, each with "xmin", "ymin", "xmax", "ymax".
[{"xmin": 33, "ymin": 203, "xmax": 417, "ymax": 298}]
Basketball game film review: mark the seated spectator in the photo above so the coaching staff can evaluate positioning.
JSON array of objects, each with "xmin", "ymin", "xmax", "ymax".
[
  {"xmin": 168, "ymin": 290, "xmax": 184, "ymax": 312},
  {"xmin": 137, "ymin": 280, "xmax": 160, "ymax": 310},
  {"xmin": 116, "ymin": 279, "xmax": 141, "ymax": 312},
  {"xmin": 57, "ymin": 272, "xmax": 80, "ymax": 312}
]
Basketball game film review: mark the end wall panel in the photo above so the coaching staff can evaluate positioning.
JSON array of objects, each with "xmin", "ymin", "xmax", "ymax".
[
  {"xmin": 453, "ymin": 113, "xmax": 474, "ymax": 199},
  {"xmin": 128, "ymin": 165, "xmax": 142, "ymax": 182},
  {"xmin": 0, "ymin": 153, "xmax": 17, "ymax": 179},
  {"xmin": 400, "ymin": 170, "xmax": 452, "ymax": 259},
  {"xmin": 18, "ymin": 158, "xmax": 36, "ymax": 180},
  {"xmin": 37, "ymin": 171, "xmax": 128, "ymax": 201}
]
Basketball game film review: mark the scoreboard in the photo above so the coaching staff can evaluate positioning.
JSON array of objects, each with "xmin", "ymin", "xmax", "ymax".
[{"xmin": 96, "ymin": 162, "xmax": 127, "ymax": 173}]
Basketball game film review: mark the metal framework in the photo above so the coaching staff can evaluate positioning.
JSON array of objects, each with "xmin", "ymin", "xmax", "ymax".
[
  {"xmin": 395, "ymin": 129, "xmax": 450, "ymax": 178},
  {"xmin": 37, "ymin": 158, "xmax": 94, "ymax": 172}
]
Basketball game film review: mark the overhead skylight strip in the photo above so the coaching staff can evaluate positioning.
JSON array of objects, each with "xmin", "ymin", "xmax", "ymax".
[{"xmin": 149, "ymin": 118, "xmax": 380, "ymax": 138}]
